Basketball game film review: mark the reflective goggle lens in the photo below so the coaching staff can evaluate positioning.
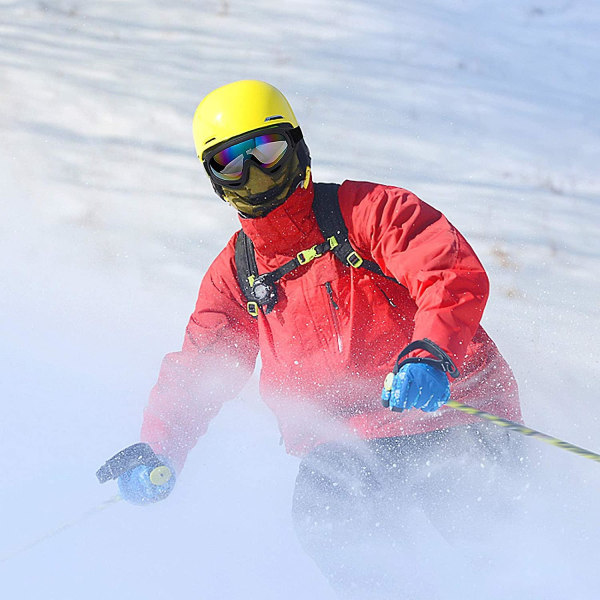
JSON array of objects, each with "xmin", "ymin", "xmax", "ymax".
[{"xmin": 209, "ymin": 133, "xmax": 289, "ymax": 182}]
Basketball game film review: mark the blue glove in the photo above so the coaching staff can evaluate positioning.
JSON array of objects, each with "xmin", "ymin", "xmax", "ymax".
[
  {"xmin": 118, "ymin": 459, "xmax": 176, "ymax": 506},
  {"xmin": 381, "ymin": 363, "xmax": 450, "ymax": 413}
]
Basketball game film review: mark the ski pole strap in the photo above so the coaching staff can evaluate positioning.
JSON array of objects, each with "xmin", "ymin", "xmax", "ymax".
[{"xmin": 393, "ymin": 338, "xmax": 460, "ymax": 378}]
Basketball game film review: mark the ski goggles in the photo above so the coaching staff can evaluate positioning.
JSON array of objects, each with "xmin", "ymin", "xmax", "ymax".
[{"xmin": 203, "ymin": 125, "xmax": 303, "ymax": 186}]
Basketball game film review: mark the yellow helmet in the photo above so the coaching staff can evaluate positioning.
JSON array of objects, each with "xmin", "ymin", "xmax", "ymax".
[
  {"xmin": 193, "ymin": 80, "xmax": 299, "ymax": 160},
  {"xmin": 192, "ymin": 80, "xmax": 311, "ymax": 218}
]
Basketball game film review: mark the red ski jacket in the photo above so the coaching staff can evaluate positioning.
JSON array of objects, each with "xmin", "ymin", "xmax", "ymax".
[{"xmin": 141, "ymin": 180, "xmax": 521, "ymax": 470}]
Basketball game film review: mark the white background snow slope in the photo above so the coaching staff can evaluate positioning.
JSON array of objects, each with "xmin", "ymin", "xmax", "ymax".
[{"xmin": 1, "ymin": 1, "xmax": 599, "ymax": 598}]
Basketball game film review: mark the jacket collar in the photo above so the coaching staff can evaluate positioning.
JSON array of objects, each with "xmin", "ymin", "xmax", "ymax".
[{"xmin": 239, "ymin": 179, "xmax": 319, "ymax": 262}]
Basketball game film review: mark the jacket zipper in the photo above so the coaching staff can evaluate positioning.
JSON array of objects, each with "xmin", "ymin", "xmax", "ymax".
[
  {"xmin": 324, "ymin": 282, "xmax": 343, "ymax": 353},
  {"xmin": 376, "ymin": 283, "xmax": 397, "ymax": 307}
]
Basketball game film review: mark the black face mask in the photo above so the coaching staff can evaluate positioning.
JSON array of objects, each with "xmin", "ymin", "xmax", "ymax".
[
  {"xmin": 220, "ymin": 151, "xmax": 307, "ymax": 218},
  {"xmin": 206, "ymin": 137, "xmax": 311, "ymax": 218}
]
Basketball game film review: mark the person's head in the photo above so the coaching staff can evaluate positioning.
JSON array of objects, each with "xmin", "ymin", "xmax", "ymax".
[{"xmin": 192, "ymin": 80, "xmax": 311, "ymax": 218}]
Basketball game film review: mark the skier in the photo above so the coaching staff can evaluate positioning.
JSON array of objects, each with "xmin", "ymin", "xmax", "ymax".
[{"xmin": 99, "ymin": 80, "xmax": 525, "ymax": 597}]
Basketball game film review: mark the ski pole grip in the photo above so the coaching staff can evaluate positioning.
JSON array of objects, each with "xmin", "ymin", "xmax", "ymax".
[{"xmin": 96, "ymin": 442, "xmax": 161, "ymax": 484}]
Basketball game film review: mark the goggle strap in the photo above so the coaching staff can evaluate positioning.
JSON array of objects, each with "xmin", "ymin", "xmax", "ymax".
[{"xmin": 289, "ymin": 126, "xmax": 303, "ymax": 144}]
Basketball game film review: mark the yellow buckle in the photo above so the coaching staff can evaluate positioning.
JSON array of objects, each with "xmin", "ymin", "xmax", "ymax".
[
  {"xmin": 247, "ymin": 301, "xmax": 259, "ymax": 317},
  {"xmin": 297, "ymin": 245, "xmax": 322, "ymax": 265},
  {"xmin": 248, "ymin": 274, "xmax": 256, "ymax": 287},
  {"xmin": 328, "ymin": 236, "xmax": 339, "ymax": 250},
  {"xmin": 347, "ymin": 251, "xmax": 364, "ymax": 268}
]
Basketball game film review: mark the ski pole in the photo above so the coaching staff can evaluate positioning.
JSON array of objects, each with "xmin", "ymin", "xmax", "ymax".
[
  {"xmin": 447, "ymin": 400, "xmax": 600, "ymax": 463},
  {"xmin": 0, "ymin": 495, "xmax": 121, "ymax": 564},
  {"xmin": 1, "ymin": 443, "xmax": 167, "ymax": 565}
]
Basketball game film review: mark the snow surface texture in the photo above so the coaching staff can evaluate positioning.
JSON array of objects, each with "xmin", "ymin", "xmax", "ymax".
[{"xmin": 1, "ymin": 1, "xmax": 599, "ymax": 598}]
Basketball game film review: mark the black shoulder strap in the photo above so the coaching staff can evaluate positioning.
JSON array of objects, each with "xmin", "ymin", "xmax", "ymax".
[
  {"xmin": 234, "ymin": 230, "xmax": 259, "ymax": 310},
  {"xmin": 312, "ymin": 182, "xmax": 386, "ymax": 277},
  {"xmin": 235, "ymin": 183, "xmax": 394, "ymax": 318}
]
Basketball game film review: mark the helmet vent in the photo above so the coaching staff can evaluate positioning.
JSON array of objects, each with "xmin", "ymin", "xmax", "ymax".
[
  {"xmin": 205, "ymin": 136, "xmax": 216, "ymax": 144},
  {"xmin": 264, "ymin": 115, "xmax": 283, "ymax": 122}
]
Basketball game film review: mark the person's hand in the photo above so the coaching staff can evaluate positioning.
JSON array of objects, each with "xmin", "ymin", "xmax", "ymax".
[
  {"xmin": 381, "ymin": 363, "xmax": 450, "ymax": 413},
  {"xmin": 118, "ymin": 460, "xmax": 176, "ymax": 505},
  {"xmin": 96, "ymin": 442, "xmax": 176, "ymax": 505}
]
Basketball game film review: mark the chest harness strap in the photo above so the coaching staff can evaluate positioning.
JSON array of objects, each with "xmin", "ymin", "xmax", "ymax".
[
  {"xmin": 236, "ymin": 233, "xmax": 338, "ymax": 316},
  {"xmin": 234, "ymin": 182, "xmax": 389, "ymax": 317}
]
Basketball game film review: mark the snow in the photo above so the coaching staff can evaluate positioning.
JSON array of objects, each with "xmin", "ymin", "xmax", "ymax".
[{"xmin": 1, "ymin": 0, "xmax": 599, "ymax": 598}]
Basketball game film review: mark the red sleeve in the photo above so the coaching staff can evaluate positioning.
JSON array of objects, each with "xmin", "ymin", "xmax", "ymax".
[
  {"xmin": 340, "ymin": 180, "xmax": 489, "ymax": 367},
  {"xmin": 140, "ymin": 232, "xmax": 258, "ymax": 471}
]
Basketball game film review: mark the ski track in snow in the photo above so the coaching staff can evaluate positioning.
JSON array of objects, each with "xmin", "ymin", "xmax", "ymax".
[{"xmin": 1, "ymin": 1, "xmax": 599, "ymax": 598}]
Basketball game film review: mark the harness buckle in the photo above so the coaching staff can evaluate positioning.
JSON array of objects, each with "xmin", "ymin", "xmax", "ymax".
[
  {"xmin": 247, "ymin": 301, "xmax": 259, "ymax": 317},
  {"xmin": 346, "ymin": 251, "xmax": 364, "ymax": 268},
  {"xmin": 297, "ymin": 245, "xmax": 322, "ymax": 265}
]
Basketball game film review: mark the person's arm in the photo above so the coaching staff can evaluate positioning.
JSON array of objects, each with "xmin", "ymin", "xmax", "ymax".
[
  {"xmin": 341, "ymin": 180, "xmax": 489, "ymax": 369},
  {"xmin": 141, "ymin": 232, "xmax": 259, "ymax": 472}
]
